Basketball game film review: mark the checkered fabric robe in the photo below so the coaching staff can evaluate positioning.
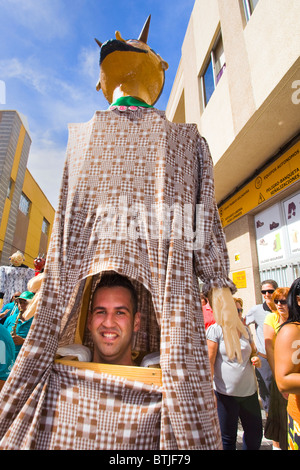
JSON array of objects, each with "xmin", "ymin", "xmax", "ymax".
[{"xmin": 0, "ymin": 108, "xmax": 235, "ymax": 450}]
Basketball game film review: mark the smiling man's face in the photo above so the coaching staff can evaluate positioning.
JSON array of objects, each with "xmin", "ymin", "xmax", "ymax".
[{"xmin": 87, "ymin": 286, "xmax": 140, "ymax": 366}]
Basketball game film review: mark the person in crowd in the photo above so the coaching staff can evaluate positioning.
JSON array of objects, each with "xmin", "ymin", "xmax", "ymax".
[
  {"xmin": 0, "ymin": 292, "xmax": 20, "ymax": 324},
  {"xmin": 87, "ymin": 273, "xmax": 141, "ymax": 366},
  {"xmin": 274, "ymin": 278, "xmax": 300, "ymax": 450},
  {"xmin": 200, "ymin": 293, "xmax": 215, "ymax": 329},
  {"xmin": 233, "ymin": 296, "xmax": 246, "ymax": 324},
  {"xmin": 0, "ymin": 324, "xmax": 15, "ymax": 391},
  {"xmin": 3, "ymin": 291, "xmax": 35, "ymax": 359},
  {"xmin": 263, "ymin": 287, "xmax": 289, "ymax": 450},
  {"xmin": 245, "ymin": 279, "xmax": 278, "ymax": 413},
  {"xmin": 206, "ymin": 297, "xmax": 262, "ymax": 450}
]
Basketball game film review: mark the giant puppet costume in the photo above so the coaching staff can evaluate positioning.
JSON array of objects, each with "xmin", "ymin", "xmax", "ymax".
[{"xmin": 0, "ymin": 17, "xmax": 247, "ymax": 450}]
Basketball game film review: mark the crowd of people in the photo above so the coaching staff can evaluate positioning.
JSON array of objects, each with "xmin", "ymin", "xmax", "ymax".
[
  {"xmin": 0, "ymin": 251, "xmax": 44, "ymax": 390},
  {"xmin": 0, "ymin": 290, "xmax": 35, "ymax": 387},
  {"xmin": 205, "ymin": 277, "xmax": 300, "ymax": 450}
]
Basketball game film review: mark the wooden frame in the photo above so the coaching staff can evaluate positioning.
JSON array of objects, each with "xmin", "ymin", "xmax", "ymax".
[{"xmin": 55, "ymin": 358, "xmax": 162, "ymax": 386}]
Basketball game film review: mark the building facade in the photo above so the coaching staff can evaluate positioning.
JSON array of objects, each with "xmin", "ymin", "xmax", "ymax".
[
  {"xmin": 0, "ymin": 110, "xmax": 55, "ymax": 268},
  {"xmin": 166, "ymin": 0, "xmax": 300, "ymax": 310}
]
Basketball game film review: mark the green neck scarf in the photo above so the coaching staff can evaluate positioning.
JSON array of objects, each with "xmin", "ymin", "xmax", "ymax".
[{"xmin": 110, "ymin": 96, "xmax": 153, "ymax": 108}]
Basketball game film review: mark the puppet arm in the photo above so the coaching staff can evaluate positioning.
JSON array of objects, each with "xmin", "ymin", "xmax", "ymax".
[{"xmin": 208, "ymin": 287, "xmax": 249, "ymax": 362}]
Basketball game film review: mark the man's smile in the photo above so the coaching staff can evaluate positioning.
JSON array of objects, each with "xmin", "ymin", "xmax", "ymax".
[{"xmin": 100, "ymin": 331, "xmax": 119, "ymax": 340}]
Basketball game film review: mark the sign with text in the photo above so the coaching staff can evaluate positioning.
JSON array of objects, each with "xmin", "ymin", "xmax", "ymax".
[
  {"xmin": 219, "ymin": 141, "xmax": 300, "ymax": 227},
  {"xmin": 232, "ymin": 270, "xmax": 247, "ymax": 289}
]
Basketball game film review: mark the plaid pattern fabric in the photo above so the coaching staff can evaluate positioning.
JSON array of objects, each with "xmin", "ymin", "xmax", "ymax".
[
  {"xmin": 0, "ymin": 108, "xmax": 232, "ymax": 449},
  {"xmin": 34, "ymin": 365, "xmax": 162, "ymax": 450}
]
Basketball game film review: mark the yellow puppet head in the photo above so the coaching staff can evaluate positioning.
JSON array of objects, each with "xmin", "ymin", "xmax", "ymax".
[
  {"xmin": 9, "ymin": 251, "xmax": 25, "ymax": 267},
  {"xmin": 95, "ymin": 15, "xmax": 168, "ymax": 106}
]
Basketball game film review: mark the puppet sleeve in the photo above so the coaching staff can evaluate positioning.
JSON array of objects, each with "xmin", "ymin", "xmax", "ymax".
[
  {"xmin": 25, "ymin": 268, "xmax": 35, "ymax": 284},
  {"xmin": 193, "ymin": 136, "xmax": 236, "ymax": 296}
]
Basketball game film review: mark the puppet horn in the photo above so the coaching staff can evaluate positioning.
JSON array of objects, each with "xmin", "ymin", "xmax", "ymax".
[
  {"xmin": 138, "ymin": 15, "xmax": 151, "ymax": 43},
  {"xmin": 94, "ymin": 38, "xmax": 102, "ymax": 48}
]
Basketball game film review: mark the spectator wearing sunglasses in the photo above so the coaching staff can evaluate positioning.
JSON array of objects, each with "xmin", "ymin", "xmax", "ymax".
[
  {"xmin": 264, "ymin": 287, "xmax": 290, "ymax": 450},
  {"xmin": 245, "ymin": 279, "xmax": 278, "ymax": 414}
]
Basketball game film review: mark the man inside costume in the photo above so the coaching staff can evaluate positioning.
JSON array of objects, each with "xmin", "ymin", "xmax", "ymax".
[
  {"xmin": 87, "ymin": 272, "xmax": 141, "ymax": 366},
  {"xmin": 0, "ymin": 16, "xmax": 247, "ymax": 450}
]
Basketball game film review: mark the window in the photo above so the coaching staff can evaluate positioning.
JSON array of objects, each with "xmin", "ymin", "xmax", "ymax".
[
  {"xmin": 42, "ymin": 218, "xmax": 50, "ymax": 236},
  {"xmin": 19, "ymin": 193, "xmax": 31, "ymax": 216},
  {"xmin": 203, "ymin": 59, "xmax": 215, "ymax": 106},
  {"xmin": 243, "ymin": 0, "xmax": 260, "ymax": 22},
  {"xmin": 201, "ymin": 33, "xmax": 226, "ymax": 108}
]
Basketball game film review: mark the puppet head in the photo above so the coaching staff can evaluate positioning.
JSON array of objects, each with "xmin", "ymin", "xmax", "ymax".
[
  {"xmin": 95, "ymin": 15, "xmax": 168, "ymax": 106},
  {"xmin": 9, "ymin": 251, "xmax": 25, "ymax": 267}
]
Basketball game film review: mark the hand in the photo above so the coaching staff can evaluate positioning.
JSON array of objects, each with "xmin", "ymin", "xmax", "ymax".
[
  {"xmin": 209, "ymin": 287, "xmax": 249, "ymax": 363},
  {"xmin": 0, "ymin": 309, "xmax": 9, "ymax": 319},
  {"xmin": 251, "ymin": 355, "xmax": 261, "ymax": 368},
  {"xmin": 11, "ymin": 334, "xmax": 25, "ymax": 345}
]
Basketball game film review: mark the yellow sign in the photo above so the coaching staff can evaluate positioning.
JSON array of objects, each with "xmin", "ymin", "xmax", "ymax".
[
  {"xmin": 219, "ymin": 141, "xmax": 300, "ymax": 227},
  {"xmin": 232, "ymin": 270, "xmax": 247, "ymax": 289}
]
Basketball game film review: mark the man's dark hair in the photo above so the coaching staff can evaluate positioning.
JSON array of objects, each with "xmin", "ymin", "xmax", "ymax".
[
  {"xmin": 93, "ymin": 272, "xmax": 138, "ymax": 315},
  {"xmin": 260, "ymin": 279, "xmax": 278, "ymax": 290},
  {"xmin": 286, "ymin": 278, "xmax": 300, "ymax": 324}
]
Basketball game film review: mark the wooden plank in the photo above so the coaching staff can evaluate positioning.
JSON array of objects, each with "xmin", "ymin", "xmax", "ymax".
[
  {"xmin": 55, "ymin": 359, "xmax": 162, "ymax": 386},
  {"xmin": 74, "ymin": 276, "xmax": 92, "ymax": 344}
]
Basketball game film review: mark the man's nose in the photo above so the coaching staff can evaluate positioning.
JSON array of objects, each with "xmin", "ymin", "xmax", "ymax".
[{"xmin": 101, "ymin": 312, "xmax": 116, "ymax": 328}]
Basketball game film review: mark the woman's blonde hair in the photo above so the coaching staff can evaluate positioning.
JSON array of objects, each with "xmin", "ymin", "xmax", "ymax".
[{"xmin": 23, "ymin": 273, "xmax": 45, "ymax": 320}]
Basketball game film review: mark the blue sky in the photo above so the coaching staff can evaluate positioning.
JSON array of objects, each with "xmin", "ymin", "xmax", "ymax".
[{"xmin": 0, "ymin": 0, "xmax": 195, "ymax": 208}]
